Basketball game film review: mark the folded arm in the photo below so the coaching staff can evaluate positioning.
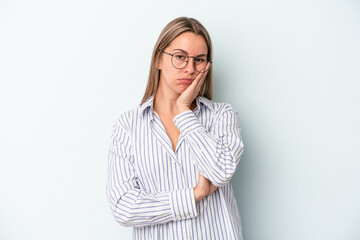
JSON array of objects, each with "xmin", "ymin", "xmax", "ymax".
[
  {"xmin": 173, "ymin": 105, "xmax": 245, "ymax": 187},
  {"xmin": 106, "ymin": 119, "xmax": 198, "ymax": 227}
]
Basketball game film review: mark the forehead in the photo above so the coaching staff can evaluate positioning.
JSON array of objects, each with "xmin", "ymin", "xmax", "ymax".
[{"xmin": 167, "ymin": 32, "xmax": 208, "ymax": 55}]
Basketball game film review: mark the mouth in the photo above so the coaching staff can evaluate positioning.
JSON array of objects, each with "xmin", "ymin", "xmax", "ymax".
[{"xmin": 179, "ymin": 78, "xmax": 194, "ymax": 84}]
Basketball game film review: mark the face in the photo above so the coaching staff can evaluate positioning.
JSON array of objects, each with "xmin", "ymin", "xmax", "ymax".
[{"xmin": 157, "ymin": 32, "xmax": 208, "ymax": 96}]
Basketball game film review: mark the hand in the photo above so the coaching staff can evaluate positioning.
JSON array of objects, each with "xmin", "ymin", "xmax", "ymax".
[
  {"xmin": 176, "ymin": 62, "xmax": 211, "ymax": 113},
  {"xmin": 193, "ymin": 173, "xmax": 218, "ymax": 202}
]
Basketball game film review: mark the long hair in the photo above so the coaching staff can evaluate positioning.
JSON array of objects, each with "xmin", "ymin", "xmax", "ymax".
[{"xmin": 140, "ymin": 17, "xmax": 213, "ymax": 105}]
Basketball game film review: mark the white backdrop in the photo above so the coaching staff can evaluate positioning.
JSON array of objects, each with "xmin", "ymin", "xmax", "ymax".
[{"xmin": 1, "ymin": 0, "xmax": 359, "ymax": 239}]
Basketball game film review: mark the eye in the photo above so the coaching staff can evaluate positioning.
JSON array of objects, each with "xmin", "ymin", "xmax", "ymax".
[
  {"xmin": 195, "ymin": 57, "xmax": 207, "ymax": 63},
  {"xmin": 174, "ymin": 53, "xmax": 187, "ymax": 61}
]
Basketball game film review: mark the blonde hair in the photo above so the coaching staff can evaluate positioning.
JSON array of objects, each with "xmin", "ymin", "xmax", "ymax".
[{"xmin": 140, "ymin": 17, "xmax": 213, "ymax": 105}]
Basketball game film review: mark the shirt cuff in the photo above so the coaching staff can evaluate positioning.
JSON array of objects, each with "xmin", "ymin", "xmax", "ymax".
[
  {"xmin": 173, "ymin": 110, "xmax": 203, "ymax": 136},
  {"xmin": 170, "ymin": 188, "xmax": 198, "ymax": 221}
]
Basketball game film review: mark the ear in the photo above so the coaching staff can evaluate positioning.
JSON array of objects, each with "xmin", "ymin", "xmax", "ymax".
[{"xmin": 157, "ymin": 57, "xmax": 162, "ymax": 70}]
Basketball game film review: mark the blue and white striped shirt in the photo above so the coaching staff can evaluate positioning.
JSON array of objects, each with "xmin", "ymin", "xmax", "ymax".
[{"xmin": 107, "ymin": 95, "xmax": 245, "ymax": 240}]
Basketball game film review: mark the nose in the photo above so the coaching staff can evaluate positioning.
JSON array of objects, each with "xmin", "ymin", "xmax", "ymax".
[{"xmin": 184, "ymin": 57, "xmax": 196, "ymax": 74}]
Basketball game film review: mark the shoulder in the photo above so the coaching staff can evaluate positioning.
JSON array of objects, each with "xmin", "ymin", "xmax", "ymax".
[
  {"xmin": 112, "ymin": 106, "xmax": 141, "ymax": 132},
  {"xmin": 202, "ymin": 101, "xmax": 241, "ymax": 136},
  {"xmin": 199, "ymin": 96, "xmax": 238, "ymax": 115},
  {"xmin": 112, "ymin": 95, "xmax": 154, "ymax": 132},
  {"xmin": 198, "ymin": 97, "xmax": 239, "ymax": 128}
]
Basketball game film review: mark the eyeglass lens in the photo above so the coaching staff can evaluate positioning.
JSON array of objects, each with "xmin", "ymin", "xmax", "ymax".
[{"xmin": 172, "ymin": 53, "xmax": 210, "ymax": 72}]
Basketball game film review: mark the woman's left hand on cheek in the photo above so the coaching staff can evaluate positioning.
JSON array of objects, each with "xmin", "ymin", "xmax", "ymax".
[{"xmin": 176, "ymin": 62, "xmax": 210, "ymax": 113}]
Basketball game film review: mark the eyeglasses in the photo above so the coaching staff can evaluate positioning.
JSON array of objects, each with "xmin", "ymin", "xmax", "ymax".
[{"xmin": 160, "ymin": 50, "xmax": 212, "ymax": 73}]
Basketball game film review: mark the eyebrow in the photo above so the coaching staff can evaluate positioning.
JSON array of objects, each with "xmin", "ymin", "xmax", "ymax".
[{"xmin": 172, "ymin": 49, "xmax": 208, "ymax": 57}]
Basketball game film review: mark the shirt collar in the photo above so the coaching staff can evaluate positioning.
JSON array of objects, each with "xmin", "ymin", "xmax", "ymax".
[
  {"xmin": 138, "ymin": 95, "xmax": 214, "ymax": 121},
  {"xmin": 137, "ymin": 95, "xmax": 155, "ymax": 122},
  {"xmin": 194, "ymin": 95, "xmax": 214, "ymax": 114}
]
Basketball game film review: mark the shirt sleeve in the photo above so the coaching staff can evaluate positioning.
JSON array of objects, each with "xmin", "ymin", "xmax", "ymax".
[
  {"xmin": 106, "ymin": 119, "xmax": 198, "ymax": 227},
  {"xmin": 173, "ymin": 105, "xmax": 245, "ymax": 187}
]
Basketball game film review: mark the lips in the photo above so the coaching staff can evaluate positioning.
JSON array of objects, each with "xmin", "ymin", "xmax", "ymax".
[{"xmin": 179, "ymin": 78, "xmax": 194, "ymax": 84}]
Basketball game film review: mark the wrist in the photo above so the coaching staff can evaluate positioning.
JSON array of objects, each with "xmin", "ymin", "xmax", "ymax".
[{"xmin": 177, "ymin": 106, "xmax": 191, "ymax": 114}]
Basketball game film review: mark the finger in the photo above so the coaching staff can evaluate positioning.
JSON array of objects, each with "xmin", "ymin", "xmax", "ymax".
[
  {"xmin": 196, "ymin": 63, "xmax": 210, "ymax": 86},
  {"xmin": 210, "ymin": 187, "xmax": 218, "ymax": 195},
  {"xmin": 190, "ymin": 72, "xmax": 205, "ymax": 94},
  {"xmin": 191, "ymin": 73, "xmax": 203, "ymax": 88},
  {"xmin": 199, "ymin": 71, "xmax": 207, "ymax": 87},
  {"xmin": 191, "ymin": 62, "xmax": 210, "ymax": 88},
  {"xmin": 194, "ymin": 73, "xmax": 207, "ymax": 93},
  {"xmin": 195, "ymin": 63, "xmax": 209, "ymax": 82},
  {"xmin": 210, "ymin": 183, "xmax": 218, "ymax": 193},
  {"xmin": 186, "ymin": 74, "xmax": 204, "ymax": 96},
  {"xmin": 200, "ymin": 62, "xmax": 211, "ymax": 75}
]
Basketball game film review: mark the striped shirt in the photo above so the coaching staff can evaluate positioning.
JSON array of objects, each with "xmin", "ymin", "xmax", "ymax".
[{"xmin": 106, "ymin": 95, "xmax": 245, "ymax": 240}]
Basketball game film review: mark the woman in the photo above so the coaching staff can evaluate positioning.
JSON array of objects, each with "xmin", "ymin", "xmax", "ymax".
[{"xmin": 107, "ymin": 17, "xmax": 245, "ymax": 240}]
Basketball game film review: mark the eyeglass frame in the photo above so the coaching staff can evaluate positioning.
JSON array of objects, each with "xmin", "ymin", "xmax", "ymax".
[{"xmin": 159, "ymin": 50, "xmax": 212, "ymax": 72}]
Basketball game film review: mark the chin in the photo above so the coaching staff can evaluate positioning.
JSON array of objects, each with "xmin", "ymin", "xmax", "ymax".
[{"xmin": 178, "ymin": 85, "xmax": 190, "ymax": 93}]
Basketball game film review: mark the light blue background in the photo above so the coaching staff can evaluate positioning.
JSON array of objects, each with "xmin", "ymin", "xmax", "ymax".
[{"xmin": 1, "ymin": 0, "xmax": 359, "ymax": 239}]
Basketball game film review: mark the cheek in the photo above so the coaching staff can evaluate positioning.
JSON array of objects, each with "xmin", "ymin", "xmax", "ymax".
[
  {"xmin": 161, "ymin": 68, "xmax": 174, "ymax": 81},
  {"xmin": 162, "ymin": 67, "xmax": 178, "ymax": 80}
]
